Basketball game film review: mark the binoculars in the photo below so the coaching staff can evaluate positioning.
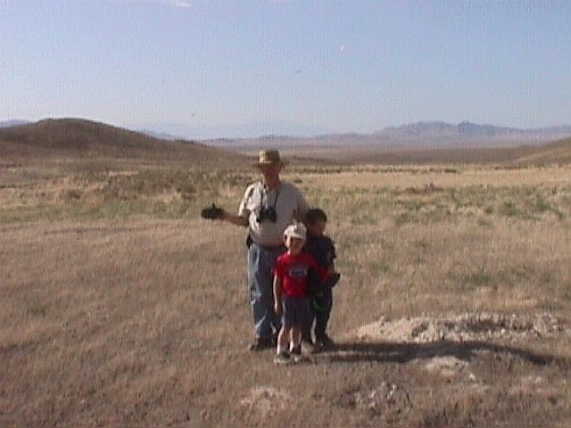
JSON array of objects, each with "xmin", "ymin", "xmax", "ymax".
[{"xmin": 256, "ymin": 206, "xmax": 277, "ymax": 223}]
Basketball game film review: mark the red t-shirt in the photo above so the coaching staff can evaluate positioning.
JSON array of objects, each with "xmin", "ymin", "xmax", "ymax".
[{"xmin": 274, "ymin": 251, "xmax": 323, "ymax": 298}]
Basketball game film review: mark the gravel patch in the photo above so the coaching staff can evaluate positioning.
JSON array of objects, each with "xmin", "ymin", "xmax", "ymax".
[{"xmin": 354, "ymin": 312, "xmax": 567, "ymax": 343}]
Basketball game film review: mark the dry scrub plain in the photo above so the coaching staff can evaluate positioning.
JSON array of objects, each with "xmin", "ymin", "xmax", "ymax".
[{"xmin": 1, "ymin": 160, "xmax": 571, "ymax": 428}]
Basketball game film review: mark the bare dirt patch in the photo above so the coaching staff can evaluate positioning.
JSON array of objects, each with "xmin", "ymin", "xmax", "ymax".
[
  {"xmin": 337, "ymin": 381, "xmax": 414, "ymax": 418},
  {"xmin": 314, "ymin": 312, "xmax": 570, "ymax": 384},
  {"xmin": 354, "ymin": 312, "xmax": 568, "ymax": 344}
]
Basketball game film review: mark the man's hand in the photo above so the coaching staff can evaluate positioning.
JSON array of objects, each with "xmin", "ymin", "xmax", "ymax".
[{"xmin": 200, "ymin": 203, "xmax": 225, "ymax": 220}]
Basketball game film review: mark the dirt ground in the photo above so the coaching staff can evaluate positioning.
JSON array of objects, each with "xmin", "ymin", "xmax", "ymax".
[
  {"xmin": 2, "ymin": 162, "xmax": 571, "ymax": 427},
  {"xmin": 2, "ymin": 218, "xmax": 571, "ymax": 428}
]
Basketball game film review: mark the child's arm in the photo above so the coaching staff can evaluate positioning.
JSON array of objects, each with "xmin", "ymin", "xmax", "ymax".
[
  {"xmin": 328, "ymin": 261, "xmax": 336, "ymax": 275},
  {"xmin": 328, "ymin": 238, "xmax": 338, "ymax": 274},
  {"xmin": 273, "ymin": 275, "xmax": 283, "ymax": 316}
]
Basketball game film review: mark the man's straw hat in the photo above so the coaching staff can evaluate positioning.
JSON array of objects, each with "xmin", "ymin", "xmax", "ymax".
[{"xmin": 253, "ymin": 150, "xmax": 288, "ymax": 168}]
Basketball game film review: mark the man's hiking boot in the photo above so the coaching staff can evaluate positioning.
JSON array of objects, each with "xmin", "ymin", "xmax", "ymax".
[
  {"xmin": 273, "ymin": 351, "xmax": 291, "ymax": 365},
  {"xmin": 248, "ymin": 336, "xmax": 273, "ymax": 351}
]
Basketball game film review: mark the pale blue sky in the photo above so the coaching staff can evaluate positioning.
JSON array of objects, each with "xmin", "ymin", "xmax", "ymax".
[{"xmin": 1, "ymin": 0, "xmax": 570, "ymax": 138}]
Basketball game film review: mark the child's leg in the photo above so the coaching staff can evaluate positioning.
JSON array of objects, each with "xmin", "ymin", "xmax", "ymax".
[
  {"xmin": 314, "ymin": 289, "xmax": 333, "ymax": 339},
  {"xmin": 290, "ymin": 325, "xmax": 302, "ymax": 350},
  {"xmin": 277, "ymin": 326, "xmax": 291, "ymax": 354},
  {"xmin": 302, "ymin": 300, "xmax": 315, "ymax": 342},
  {"xmin": 295, "ymin": 297, "xmax": 312, "ymax": 354}
]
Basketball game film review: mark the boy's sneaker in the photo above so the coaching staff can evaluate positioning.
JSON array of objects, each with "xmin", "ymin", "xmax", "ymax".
[
  {"xmin": 315, "ymin": 334, "xmax": 335, "ymax": 350},
  {"xmin": 290, "ymin": 345, "xmax": 303, "ymax": 362},
  {"xmin": 301, "ymin": 339, "xmax": 316, "ymax": 354},
  {"xmin": 273, "ymin": 351, "xmax": 291, "ymax": 365}
]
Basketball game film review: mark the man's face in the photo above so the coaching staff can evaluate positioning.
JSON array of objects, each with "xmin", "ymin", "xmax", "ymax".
[
  {"xmin": 284, "ymin": 235, "xmax": 304, "ymax": 255},
  {"xmin": 259, "ymin": 163, "xmax": 281, "ymax": 183}
]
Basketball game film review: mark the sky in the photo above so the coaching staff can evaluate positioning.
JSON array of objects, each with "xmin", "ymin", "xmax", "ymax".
[{"xmin": 1, "ymin": 0, "xmax": 570, "ymax": 138}]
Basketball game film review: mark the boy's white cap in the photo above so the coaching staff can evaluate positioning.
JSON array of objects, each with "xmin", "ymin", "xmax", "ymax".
[{"xmin": 284, "ymin": 222, "xmax": 306, "ymax": 240}]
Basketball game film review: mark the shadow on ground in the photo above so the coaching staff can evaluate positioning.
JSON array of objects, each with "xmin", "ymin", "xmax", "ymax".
[{"xmin": 322, "ymin": 340, "xmax": 571, "ymax": 367}]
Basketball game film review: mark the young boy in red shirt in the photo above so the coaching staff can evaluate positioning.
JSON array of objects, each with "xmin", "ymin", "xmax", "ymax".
[{"xmin": 273, "ymin": 223, "xmax": 323, "ymax": 364}]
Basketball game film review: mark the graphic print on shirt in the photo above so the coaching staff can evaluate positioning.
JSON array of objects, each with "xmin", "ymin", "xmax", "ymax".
[{"xmin": 288, "ymin": 264, "xmax": 309, "ymax": 279}]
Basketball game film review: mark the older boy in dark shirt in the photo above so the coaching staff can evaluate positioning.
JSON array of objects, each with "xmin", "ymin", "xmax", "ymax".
[{"xmin": 303, "ymin": 208, "xmax": 340, "ymax": 350}]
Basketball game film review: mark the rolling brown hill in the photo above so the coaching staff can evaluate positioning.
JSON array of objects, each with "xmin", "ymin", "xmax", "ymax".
[
  {"xmin": 3, "ymin": 118, "xmax": 570, "ymax": 167},
  {"xmin": 514, "ymin": 136, "xmax": 571, "ymax": 165},
  {"xmin": 0, "ymin": 118, "xmax": 249, "ymax": 166}
]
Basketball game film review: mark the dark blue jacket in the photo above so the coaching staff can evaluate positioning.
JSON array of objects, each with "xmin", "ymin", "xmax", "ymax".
[{"xmin": 305, "ymin": 234, "xmax": 336, "ymax": 270}]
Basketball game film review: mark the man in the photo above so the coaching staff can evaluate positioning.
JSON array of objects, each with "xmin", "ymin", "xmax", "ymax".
[{"xmin": 220, "ymin": 150, "xmax": 309, "ymax": 350}]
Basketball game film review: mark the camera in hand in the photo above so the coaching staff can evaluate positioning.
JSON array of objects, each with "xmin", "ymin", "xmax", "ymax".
[{"xmin": 256, "ymin": 206, "xmax": 277, "ymax": 223}]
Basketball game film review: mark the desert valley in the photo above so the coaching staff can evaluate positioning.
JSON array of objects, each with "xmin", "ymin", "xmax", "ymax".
[{"xmin": 1, "ymin": 118, "xmax": 571, "ymax": 427}]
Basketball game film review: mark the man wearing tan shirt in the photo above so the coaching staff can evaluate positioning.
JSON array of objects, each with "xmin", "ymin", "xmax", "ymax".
[{"xmin": 220, "ymin": 150, "xmax": 309, "ymax": 350}]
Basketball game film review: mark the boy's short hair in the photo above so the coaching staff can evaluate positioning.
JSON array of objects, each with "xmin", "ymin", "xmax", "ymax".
[{"xmin": 305, "ymin": 208, "xmax": 327, "ymax": 225}]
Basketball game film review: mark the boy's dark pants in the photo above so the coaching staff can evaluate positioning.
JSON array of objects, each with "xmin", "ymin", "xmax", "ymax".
[{"xmin": 304, "ymin": 288, "xmax": 333, "ymax": 340}]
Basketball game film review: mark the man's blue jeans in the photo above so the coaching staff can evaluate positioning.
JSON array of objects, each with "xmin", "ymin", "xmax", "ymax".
[{"xmin": 247, "ymin": 242, "xmax": 285, "ymax": 339}]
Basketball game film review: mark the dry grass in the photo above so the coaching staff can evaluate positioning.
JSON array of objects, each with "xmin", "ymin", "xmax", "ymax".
[{"xmin": 1, "ymin": 160, "xmax": 571, "ymax": 427}]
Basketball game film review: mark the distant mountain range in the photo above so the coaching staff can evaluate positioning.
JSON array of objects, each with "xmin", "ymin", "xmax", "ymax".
[
  {"xmin": 135, "ymin": 120, "xmax": 330, "ymax": 140},
  {"xmin": 203, "ymin": 121, "xmax": 571, "ymax": 151},
  {"xmin": 3, "ymin": 118, "xmax": 571, "ymax": 149},
  {"xmin": 140, "ymin": 120, "xmax": 571, "ymax": 142},
  {"xmin": 2, "ymin": 117, "xmax": 570, "ymax": 165},
  {"xmin": 0, "ymin": 120, "xmax": 30, "ymax": 128},
  {"xmin": 377, "ymin": 121, "xmax": 571, "ymax": 139}
]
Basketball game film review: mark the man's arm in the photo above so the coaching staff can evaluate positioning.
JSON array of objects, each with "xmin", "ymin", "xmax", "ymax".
[
  {"xmin": 221, "ymin": 210, "xmax": 249, "ymax": 227},
  {"xmin": 224, "ymin": 183, "xmax": 255, "ymax": 227}
]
